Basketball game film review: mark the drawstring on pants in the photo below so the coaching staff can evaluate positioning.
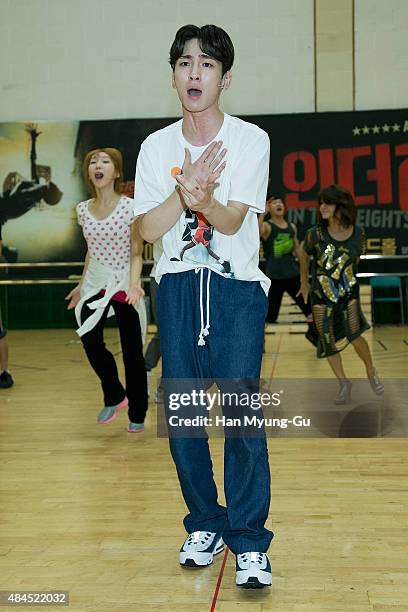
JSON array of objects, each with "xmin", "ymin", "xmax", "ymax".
[{"xmin": 196, "ymin": 268, "xmax": 211, "ymax": 346}]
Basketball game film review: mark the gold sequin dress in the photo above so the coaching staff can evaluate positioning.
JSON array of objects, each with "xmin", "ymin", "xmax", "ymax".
[{"xmin": 303, "ymin": 224, "xmax": 370, "ymax": 358}]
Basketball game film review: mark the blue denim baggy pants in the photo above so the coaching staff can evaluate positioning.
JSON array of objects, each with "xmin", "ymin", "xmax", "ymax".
[{"xmin": 157, "ymin": 269, "xmax": 273, "ymax": 554}]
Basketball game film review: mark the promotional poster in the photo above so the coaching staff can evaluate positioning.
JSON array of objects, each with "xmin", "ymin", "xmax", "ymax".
[{"xmin": 1, "ymin": 107, "xmax": 407, "ymax": 263}]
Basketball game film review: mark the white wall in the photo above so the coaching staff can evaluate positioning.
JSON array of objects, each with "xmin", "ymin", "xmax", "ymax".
[
  {"xmin": 2, "ymin": 0, "xmax": 407, "ymax": 121},
  {"xmin": 355, "ymin": 0, "xmax": 408, "ymax": 110},
  {"xmin": 0, "ymin": 0, "xmax": 314, "ymax": 121},
  {"xmin": 315, "ymin": 0, "xmax": 353, "ymax": 111}
]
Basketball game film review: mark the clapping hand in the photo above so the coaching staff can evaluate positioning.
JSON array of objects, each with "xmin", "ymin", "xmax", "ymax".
[{"xmin": 176, "ymin": 141, "xmax": 227, "ymax": 212}]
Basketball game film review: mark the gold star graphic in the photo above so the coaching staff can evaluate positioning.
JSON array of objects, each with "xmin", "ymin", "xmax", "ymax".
[
  {"xmin": 353, "ymin": 127, "xmax": 361, "ymax": 136},
  {"xmin": 362, "ymin": 125, "xmax": 370, "ymax": 134},
  {"xmin": 382, "ymin": 124, "xmax": 390, "ymax": 133},
  {"xmin": 392, "ymin": 123, "xmax": 400, "ymax": 132},
  {"xmin": 372, "ymin": 125, "xmax": 380, "ymax": 134}
]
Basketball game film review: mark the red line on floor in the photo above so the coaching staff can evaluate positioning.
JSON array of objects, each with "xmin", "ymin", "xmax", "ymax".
[{"xmin": 210, "ymin": 547, "xmax": 230, "ymax": 612}]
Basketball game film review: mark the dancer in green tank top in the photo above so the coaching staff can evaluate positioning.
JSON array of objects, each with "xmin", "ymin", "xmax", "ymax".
[{"xmin": 259, "ymin": 187, "xmax": 312, "ymax": 329}]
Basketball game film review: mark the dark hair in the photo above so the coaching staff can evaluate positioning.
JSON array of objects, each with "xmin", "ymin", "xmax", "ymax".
[
  {"xmin": 169, "ymin": 24, "xmax": 234, "ymax": 76},
  {"xmin": 317, "ymin": 184, "xmax": 357, "ymax": 228}
]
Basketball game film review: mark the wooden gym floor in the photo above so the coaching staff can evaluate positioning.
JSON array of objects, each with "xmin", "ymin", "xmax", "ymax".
[{"xmin": 0, "ymin": 321, "xmax": 407, "ymax": 611}]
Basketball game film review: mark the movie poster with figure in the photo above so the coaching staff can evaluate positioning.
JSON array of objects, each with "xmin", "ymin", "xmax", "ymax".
[{"xmin": 0, "ymin": 122, "xmax": 84, "ymax": 262}]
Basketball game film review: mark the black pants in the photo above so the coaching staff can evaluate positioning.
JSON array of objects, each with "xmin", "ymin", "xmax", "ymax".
[
  {"xmin": 267, "ymin": 275, "xmax": 312, "ymax": 323},
  {"xmin": 80, "ymin": 295, "xmax": 148, "ymax": 423}
]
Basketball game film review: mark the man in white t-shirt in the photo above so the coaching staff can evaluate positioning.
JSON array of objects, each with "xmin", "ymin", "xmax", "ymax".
[{"xmin": 134, "ymin": 24, "xmax": 273, "ymax": 589}]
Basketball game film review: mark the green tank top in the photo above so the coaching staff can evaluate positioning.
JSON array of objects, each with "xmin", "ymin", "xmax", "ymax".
[{"xmin": 263, "ymin": 222, "xmax": 299, "ymax": 280}]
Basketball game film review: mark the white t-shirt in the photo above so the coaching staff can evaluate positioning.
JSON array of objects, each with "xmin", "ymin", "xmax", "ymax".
[{"xmin": 133, "ymin": 113, "xmax": 271, "ymax": 294}]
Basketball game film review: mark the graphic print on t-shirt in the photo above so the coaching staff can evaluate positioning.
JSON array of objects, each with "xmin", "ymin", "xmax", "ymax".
[
  {"xmin": 170, "ymin": 209, "xmax": 234, "ymax": 276},
  {"xmin": 273, "ymin": 232, "xmax": 294, "ymax": 258}
]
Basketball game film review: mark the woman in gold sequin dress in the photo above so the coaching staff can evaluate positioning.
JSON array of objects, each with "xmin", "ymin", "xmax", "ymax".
[{"xmin": 298, "ymin": 185, "xmax": 384, "ymax": 404}]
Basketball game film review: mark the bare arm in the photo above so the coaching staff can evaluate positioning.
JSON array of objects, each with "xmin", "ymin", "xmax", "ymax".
[
  {"xmin": 297, "ymin": 248, "xmax": 311, "ymax": 303},
  {"xmin": 138, "ymin": 188, "xmax": 185, "ymax": 243},
  {"xmin": 292, "ymin": 223, "xmax": 302, "ymax": 260},
  {"xmin": 78, "ymin": 251, "xmax": 90, "ymax": 289},
  {"xmin": 140, "ymin": 191, "xmax": 248, "ymax": 240},
  {"xmin": 126, "ymin": 221, "xmax": 145, "ymax": 305},
  {"xmin": 258, "ymin": 213, "xmax": 271, "ymax": 241},
  {"xmin": 198, "ymin": 199, "xmax": 249, "ymax": 235}
]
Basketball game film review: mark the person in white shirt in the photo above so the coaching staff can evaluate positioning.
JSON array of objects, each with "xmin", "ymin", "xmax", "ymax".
[
  {"xmin": 134, "ymin": 24, "xmax": 273, "ymax": 588},
  {"xmin": 66, "ymin": 148, "xmax": 148, "ymax": 433}
]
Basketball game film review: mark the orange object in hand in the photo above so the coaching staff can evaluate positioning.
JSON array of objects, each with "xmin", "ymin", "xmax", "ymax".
[{"xmin": 171, "ymin": 166, "xmax": 182, "ymax": 178}]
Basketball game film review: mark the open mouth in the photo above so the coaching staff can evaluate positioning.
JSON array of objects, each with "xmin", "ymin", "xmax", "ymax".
[
  {"xmin": 94, "ymin": 173, "xmax": 104, "ymax": 179},
  {"xmin": 187, "ymin": 88, "xmax": 202, "ymax": 98}
]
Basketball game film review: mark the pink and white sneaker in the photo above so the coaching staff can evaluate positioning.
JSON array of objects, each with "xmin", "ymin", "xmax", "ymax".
[{"xmin": 97, "ymin": 397, "xmax": 128, "ymax": 424}]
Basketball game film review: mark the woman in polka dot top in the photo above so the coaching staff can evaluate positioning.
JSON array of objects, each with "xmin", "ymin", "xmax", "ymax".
[{"xmin": 65, "ymin": 148, "xmax": 148, "ymax": 432}]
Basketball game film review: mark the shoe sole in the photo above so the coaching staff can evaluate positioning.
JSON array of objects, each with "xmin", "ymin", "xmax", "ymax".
[
  {"xmin": 236, "ymin": 568, "xmax": 272, "ymax": 588},
  {"xmin": 237, "ymin": 577, "xmax": 271, "ymax": 589},
  {"xmin": 180, "ymin": 542, "xmax": 224, "ymax": 567},
  {"xmin": 334, "ymin": 397, "xmax": 351, "ymax": 405},
  {"xmin": 98, "ymin": 397, "xmax": 128, "ymax": 424},
  {"xmin": 127, "ymin": 426, "xmax": 144, "ymax": 433}
]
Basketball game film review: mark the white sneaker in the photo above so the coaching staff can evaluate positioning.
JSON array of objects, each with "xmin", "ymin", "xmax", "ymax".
[
  {"xmin": 179, "ymin": 531, "xmax": 224, "ymax": 567},
  {"xmin": 236, "ymin": 552, "xmax": 272, "ymax": 588}
]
